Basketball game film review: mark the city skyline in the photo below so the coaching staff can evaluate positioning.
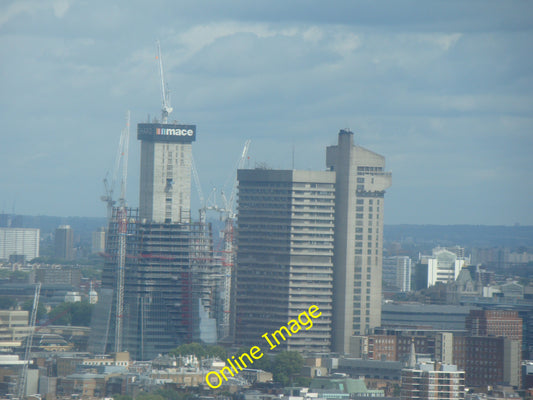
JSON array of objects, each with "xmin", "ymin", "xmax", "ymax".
[{"xmin": 1, "ymin": 1, "xmax": 532, "ymax": 225}]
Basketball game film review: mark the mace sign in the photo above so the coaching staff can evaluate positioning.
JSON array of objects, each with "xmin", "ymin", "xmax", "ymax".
[{"xmin": 137, "ymin": 123, "xmax": 196, "ymax": 143}]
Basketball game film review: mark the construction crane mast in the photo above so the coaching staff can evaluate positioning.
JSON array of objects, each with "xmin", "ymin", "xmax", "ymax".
[
  {"xmin": 156, "ymin": 40, "xmax": 173, "ymax": 123},
  {"xmin": 115, "ymin": 111, "xmax": 130, "ymax": 353},
  {"xmin": 101, "ymin": 120, "xmax": 129, "ymax": 221},
  {"xmin": 17, "ymin": 283, "xmax": 41, "ymax": 399}
]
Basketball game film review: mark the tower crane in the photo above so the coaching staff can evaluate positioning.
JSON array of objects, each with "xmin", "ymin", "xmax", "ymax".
[
  {"xmin": 17, "ymin": 283, "xmax": 41, "ymax": 399},
  {"xmin": 196, "ymin": 140, "xmax": 250, "ymax": 339},
  {"xmin": 101, "ymin": 121, "xmax": 129, "ymax": 221},
  {"xmin": 115, "ymin": 111, "xmax": 130, "ymax": 353},
  {"xmin": 156, "ymin": 40, "xmax": 173, "ymax": 123}
]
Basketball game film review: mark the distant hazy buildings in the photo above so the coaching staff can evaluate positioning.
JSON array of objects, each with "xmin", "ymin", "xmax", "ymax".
[
  {"xmin": 91, "ymin": 227, "xmax": 106, "ymax": 254},
  {"xmin": 235, "ymin": 169, "xmax": 335, "ymax": 352},
  {"xmin": 415, "ymin": 247, "xmax": 469, "ymax": 289},
  {"xmin": 381, "ymin": 303, "xmax": 477, "ymax": 331},
  {"xmin": 54, "ymin": 225, "xmax": 74, "ymax": 260},
  {"xmin": 383, "ymin": 256, "xmax": 411, "ymax": 292},
  {"xmin": 29, "ymin": 268, "xmax": 81, "ymax": 286},
  {"xmin": 0, "ymin": 227, "xmax": 40, "ymax": 262}
]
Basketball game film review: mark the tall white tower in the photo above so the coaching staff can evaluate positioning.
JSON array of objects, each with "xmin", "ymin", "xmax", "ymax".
[{"xmin": 326, "ymin": 130, "xmax": 392, "ymax": 353}]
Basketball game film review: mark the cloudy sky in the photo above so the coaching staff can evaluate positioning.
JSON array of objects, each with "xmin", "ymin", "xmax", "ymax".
[{"xmin": 1, "ymin": 0, "xmax": 532, "ymax": 225}]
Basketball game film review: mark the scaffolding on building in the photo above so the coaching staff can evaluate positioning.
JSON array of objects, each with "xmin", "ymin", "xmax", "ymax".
[{"xmin": 91, "ymin": 205, "xmax": 224, "ymax": 360}]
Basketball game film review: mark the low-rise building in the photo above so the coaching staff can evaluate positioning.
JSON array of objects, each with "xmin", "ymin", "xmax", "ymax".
[{"xmin": 401, "ymin": 361, "xmax": 465, "ymax": 400}]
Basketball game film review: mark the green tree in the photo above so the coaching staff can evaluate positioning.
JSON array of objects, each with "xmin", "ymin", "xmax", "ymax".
[
  {"xmin": 169, "ymin": 342, "xmax": 206, "ymax": 359},
  {"xmin": 136, "ymin": 393, "xmax": 165, "ymax": 400},
  {"xmin": 48, "ymin": 302, "xmax": 72, "ymax": 325},
  {"xmin": 205, "ymin": 344, "xmax": 227, "ymax": 360},
  {"xmin": 111, "ymin": 395, "xmax": 132, "ymax": 400},
  {"xmin": 272, "ymin": 351, "xmax": 304, "ymax": 386},
  {"xmin": 21, "ymin": 299, "xmax": 47, "ymax": 320},
  {"xmin": 169, "ymin": 342, "xmax": 227, "ymax": 361},
  {"xmin": 0, "ymin": 296, "xmax": 17, "ymax": 310},
  {"xmin": 153, "ymin": 388, "xmax": 193, "ymax": 400},
  {"xmin": 252, "ymin": 353, "xmax": 272, "ymax": 372},
  {"xmin": 232, "ymin": 347, "xmax": 271, "ymax": 371},
  {"xmin": 70, "ymin": 301, "xmax": 94, "ymax": 326},
  {"xmin": 48, "ymin": 301, "xmax": 94, "ymax": 326}
]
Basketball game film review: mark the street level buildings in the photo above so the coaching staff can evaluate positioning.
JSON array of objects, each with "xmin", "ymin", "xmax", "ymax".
[
  {"xmin": 400, "ymin": 361, "xmax": 465, "ymax": 400},
  {"xmin": 235, "ymin": 169, "xmax": 335, "ymax": 353}
]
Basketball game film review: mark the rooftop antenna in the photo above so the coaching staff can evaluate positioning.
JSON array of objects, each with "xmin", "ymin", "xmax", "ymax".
[{"xmin": 156, "ymin": 40, "xmax": 173, "ymax": 123}]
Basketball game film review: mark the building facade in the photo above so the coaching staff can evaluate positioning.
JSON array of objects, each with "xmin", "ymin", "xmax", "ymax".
[
  {"xmin": 383, "ymin": 256, "xmax": 411, "ymax": 292},
  {"xmin": 466, "ymin": 309, "xmax": 522, "ymax": 341},
  {"xmin": 235, "ymin": 169, "xmax": 335, "ymax": 353},
  {"xmin": 91, "ymin": 228, "xmax": 106, "ymax": 254},
  {"xmin": 326, "ymin": 130, "xmax": 391, "ymax": 352},
  {"xmin": 453, "ymin": 335, "xmax": 521, "ymax": 388},
  {"xmin": 138, "ymin": 123, "xmax": 195, "ymax": 224},
  {"xmin": 0, "ymin": 228, "xmax": 39, "ymax": 262},
  {"xmin": 401, "ymin": 362, "xmax": 465, "ymax": 400},
  {"xmin": 417, "ymin": 247, "xmax": 468, "ymax": 288},
  {"xmin": 55, "ymin": 225, "xmax": 74, "ymax": 260}
]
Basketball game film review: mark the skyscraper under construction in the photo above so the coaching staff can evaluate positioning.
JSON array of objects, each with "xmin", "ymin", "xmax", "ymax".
[{"xmin": 90, "ymin": 121, "xmax": 223, "ymax": 360}]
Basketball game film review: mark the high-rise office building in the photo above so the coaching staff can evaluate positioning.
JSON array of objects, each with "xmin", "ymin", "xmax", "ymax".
[
  {"xmin": 138, "ymin": 123, "xmax": 195, "ymax": 223},
  {"xmin": 0, "ymin": 228, "xmax": 39, "ymax": 262},
  {"xmin": 54, "ymin": 225, "xmax": 74, "ymax": 260},
  {"xmin": 91, "ymin": 227, "xmax": 106, "ymax": 254},
  {"xmin": 234, "ymin": 130, "xmax": 391, "ymax": 354},
  {"xmin": 326, "ymin": 130, "xmax": 391, "ymax": 352},
  {"xmin": 235, "ymin": 169, "xmax": 335, "ymax": 353}
]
